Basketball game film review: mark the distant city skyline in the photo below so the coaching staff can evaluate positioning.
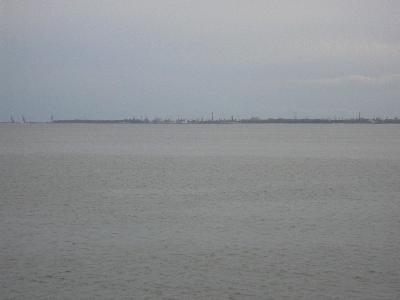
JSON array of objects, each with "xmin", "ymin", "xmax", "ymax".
[
  {"xmin": 1, "ymin": 1, "xmax": 400, "ymax": 122},
  {"xmin": 5, "ymin": 113, "xmax": 400, "ymax": 125}
]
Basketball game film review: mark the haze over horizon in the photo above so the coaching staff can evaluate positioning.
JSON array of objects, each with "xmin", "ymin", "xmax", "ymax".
[{"xmin": 1, "ymin": 0, "xmax": 400, "ymax": 122}]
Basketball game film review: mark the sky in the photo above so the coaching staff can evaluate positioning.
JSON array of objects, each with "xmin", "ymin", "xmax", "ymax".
[{"xmin": 1, "ymin": 0, "xmax": 400, "ymax": 121}]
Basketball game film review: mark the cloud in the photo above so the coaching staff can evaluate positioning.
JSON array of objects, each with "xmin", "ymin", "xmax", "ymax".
[{"xmin": 296, "ymin": 74, "xmax": 400, "ymax": 87}]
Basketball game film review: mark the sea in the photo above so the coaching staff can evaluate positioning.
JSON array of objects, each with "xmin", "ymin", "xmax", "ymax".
[{"xmin": 1, "ymin": 123, "xmax": 399, "ymax": 299}]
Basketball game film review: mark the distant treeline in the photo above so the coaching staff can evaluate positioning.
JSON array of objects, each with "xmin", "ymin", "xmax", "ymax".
[{"xmin": 51, "ymin": 117, "xmax": 400, "ymax": 124}]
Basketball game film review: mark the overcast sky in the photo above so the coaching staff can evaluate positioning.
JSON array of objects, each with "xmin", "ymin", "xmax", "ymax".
[{"xmin": 1, "ymin": 0, "xmax": 400, "ymax": 121}]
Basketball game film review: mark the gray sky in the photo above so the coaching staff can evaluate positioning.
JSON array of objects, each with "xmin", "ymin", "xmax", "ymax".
[{"xmin": 1, "ymin": 0, "xmax": 400, "ymax": 121}]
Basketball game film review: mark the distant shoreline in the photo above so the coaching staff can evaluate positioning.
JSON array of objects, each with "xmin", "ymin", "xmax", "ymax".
[
  {"xmin": 3, "ymin": 116, "xmax": 400, "ymax": 125},
  {"xmin": 4, "ymin": 117, "xmax": 398, "ymax": 124}
]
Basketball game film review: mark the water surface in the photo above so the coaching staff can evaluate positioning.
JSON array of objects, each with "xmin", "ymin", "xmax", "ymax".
[{"xmin": 1, "ymin": 124, "xmax": 399, "ymax": 299}]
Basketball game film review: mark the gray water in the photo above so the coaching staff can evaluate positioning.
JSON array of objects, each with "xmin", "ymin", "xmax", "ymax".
[{"xmin": 1, "ymin": 124, "xmax": 399, "ymax": 299}]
